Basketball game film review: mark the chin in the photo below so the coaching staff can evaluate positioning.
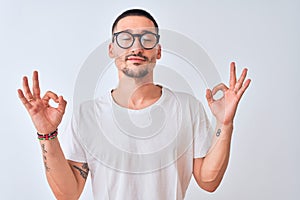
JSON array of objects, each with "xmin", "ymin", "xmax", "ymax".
[{"xmin": 122, "ymin": 68, "xmax": 149, "ymax": 79}]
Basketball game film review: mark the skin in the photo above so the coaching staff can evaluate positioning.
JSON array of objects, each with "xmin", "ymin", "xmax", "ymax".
[
  {"xmin": 109, "ymin": 16, "xmax": 162, "ymax": 109},
  {"xmin": 18, "ymin": 73, "xmax": 87, "ymax": 200},
  {"xmin": 194, "ymin": 63, "xmax": 251, "ymax": 192},
  {"xmin": 17, "ymin": 15, "xmax": 251, "ymax": 198}
]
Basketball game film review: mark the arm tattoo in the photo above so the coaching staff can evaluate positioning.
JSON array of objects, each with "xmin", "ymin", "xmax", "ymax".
[
  {"xmin": 216, "ymin": 129, "xmax": 221, "ymax": 137},
  {"xmin": 41, "ymin": 144, "xmax": 47, "ymax": 154},
  {"xmin": 73, "ymin": 163, "xmax": 89, "ymax": 179},
  {"xmin": 41, "ymin": 143, "xmax": 50, "ymax": 172},
  {"xmin": 44, "ymin": 161, "xmax": 50, "ymax": 172},
  {"xmin": 82, "ymin": 163, "xmax": 89, "ymax": 171}
]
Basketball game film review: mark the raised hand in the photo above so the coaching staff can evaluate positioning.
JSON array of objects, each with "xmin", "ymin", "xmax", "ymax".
[
  {"xmin": 17, "ymin": 71, "xmax": 67, "ymax": 134},
  {"xmin": 206, "ymin": 62, "xmax": 251, "ymax": 125}
]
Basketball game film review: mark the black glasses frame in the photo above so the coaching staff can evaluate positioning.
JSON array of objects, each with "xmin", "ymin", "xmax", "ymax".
[{"xmin": 113, "ymin": 31, "xmax": 160, "ymax": 50}]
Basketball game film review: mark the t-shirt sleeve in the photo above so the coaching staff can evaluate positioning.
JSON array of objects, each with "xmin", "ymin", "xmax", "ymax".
[
  {"xmin": 60, "ymin": 114, "xmax": 87, "ymax": 163},
  {"xmin": 193, "ymin": 102, "xmax": 214, "ymax": 158}
]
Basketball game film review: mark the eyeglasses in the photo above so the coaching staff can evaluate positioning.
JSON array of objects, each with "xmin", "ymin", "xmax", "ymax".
[{"xmin": 113, "ymin": 31, "xmax": 160, "ymax": 50}]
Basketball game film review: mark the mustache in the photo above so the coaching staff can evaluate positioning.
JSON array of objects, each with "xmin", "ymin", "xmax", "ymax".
[{"xmin": 125, "ymin": 53, "xmax": 149, "ymax": 61}]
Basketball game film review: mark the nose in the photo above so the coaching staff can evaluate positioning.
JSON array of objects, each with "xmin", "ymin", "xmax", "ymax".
[{"xmin": 130, "ymin": 37, "xmax": 144, "ymax": 53}]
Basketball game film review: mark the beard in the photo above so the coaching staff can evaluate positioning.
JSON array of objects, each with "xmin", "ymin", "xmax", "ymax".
[
  {"xmin": 122, "ymin": 65, "xmax": 150, "ymax": 78},
  {"xmin": 118, "ymin": 52, "xmax": 155, "ymax": 78}
]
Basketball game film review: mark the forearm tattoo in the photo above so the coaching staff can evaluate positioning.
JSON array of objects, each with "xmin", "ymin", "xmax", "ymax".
[
  {"xmin": 73, "ymin": 163, "xmax": 89, "ymax": 179},
  {"xmin": 41, "ymin": 143, "xmax": 50, "ymax": 172},
  {"xmin": 216, "ymin": 129, "xmax": 221, "ymax": 137}
]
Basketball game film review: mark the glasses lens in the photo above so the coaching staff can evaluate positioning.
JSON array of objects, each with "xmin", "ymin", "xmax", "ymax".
[
  {"xmin": 115, "ymin": 32, "xmax": 159, "ymax": 49},
  {"xmin": 116, "ymin": 32, "xmax": 134, "ymax": 48},
  {"xmin": 141, "ymin": 33, "xmax": 158, "ymax": 49}
]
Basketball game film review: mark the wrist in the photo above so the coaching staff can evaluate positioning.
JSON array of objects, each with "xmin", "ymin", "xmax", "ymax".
[
  {"xmin": 37, "ymin": 129, "xmax": 58, "ymax": 140},
  {"xmin": 215, "ymin": 122, "xmax": 234, "ymax": 140},
  {"xmin": 216, "ymin": 120, "xmax": 233, "ymax": 129}
]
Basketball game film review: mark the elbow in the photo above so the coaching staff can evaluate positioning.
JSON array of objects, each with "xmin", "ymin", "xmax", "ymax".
[
  {"xmin": 50, "ymin": 183, "xmax": 81, "ymax": 200},
  {"xmin": 201, "ymin": 184, "xmax": 218, "ymax": 193},
  {"xmin": 196, "ymin": 171, "xmax": 223, "ymax": 193},
  {"xmin": 198, "ymin": 180, "xmax": 219, "ymax": 193},
  {"xmin": 46, "ymin": 174, "xmax": 82, "ymax": 200}
]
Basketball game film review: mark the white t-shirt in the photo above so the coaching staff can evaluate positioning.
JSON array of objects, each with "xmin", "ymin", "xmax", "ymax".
[{"xmin": 62, "ymin": 87, "xmax": 213, "ymax": 200}]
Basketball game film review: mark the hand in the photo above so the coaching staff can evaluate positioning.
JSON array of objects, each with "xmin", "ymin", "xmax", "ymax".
[
  {"xmin": 17, "ymin": 71, "xmax": 67, "ymax": 134},
  {"xmin": 206, "ymin": 62, "xmax": 251, "ymax": 125}
]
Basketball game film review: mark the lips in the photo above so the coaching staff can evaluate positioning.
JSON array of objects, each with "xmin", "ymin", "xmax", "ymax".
[
  {"xmin": 125, "ymin": 54, "xmax": 148, "ymax": 62},
  {"xmin": 126, "ymin": 56, "xmax": 146, "ymax": 61}
]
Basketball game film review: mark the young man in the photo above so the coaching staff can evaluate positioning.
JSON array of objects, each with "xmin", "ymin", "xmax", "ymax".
[{"xmin": 18, "ymin": 9, "xmax": 250, "ymax": 200}]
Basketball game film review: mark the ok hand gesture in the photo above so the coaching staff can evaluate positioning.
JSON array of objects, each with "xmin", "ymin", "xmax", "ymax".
[
  {"xmin": 17, "ymin": 71, "xmax": 67, "ymax": 134},
  {"xmin": 206, "ymin": 62, "xmax": 251, "ymax": 126}
]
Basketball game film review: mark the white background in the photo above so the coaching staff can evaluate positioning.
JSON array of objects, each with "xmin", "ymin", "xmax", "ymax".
[{"xmin": 1, "ymin": 0, "xmax": 299, "ymax": 199}]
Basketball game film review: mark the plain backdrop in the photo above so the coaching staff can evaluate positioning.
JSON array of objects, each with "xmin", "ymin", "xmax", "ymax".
[{"xmin": 1, "ymin": 0, "xmax": 299, "ymax": 199}]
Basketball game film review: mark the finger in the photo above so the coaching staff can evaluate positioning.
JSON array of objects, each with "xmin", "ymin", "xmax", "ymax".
[
  {"xmin": 17, "ymin": 89, "xmax": 33, "ymax": 110},
  {"xmin": 234, "ymin": 68, "xmax": 248, "ymax": 92},
  {"xmin": 42, "ymin": 91, "xmax": 59, "ymax": 104},
  {"xmin": 237, "ymin": 79, "xmax": 251, "ymax": 99},
  {"xmin": 22, "ymin": 76, "xmax": 34, "ymax": 100},
  {"xmin": 32, "ymin": 71, "xmax": 41, "ymax": 99},
  {"xmin": 206, "ymin": 89, "xmax": 214, "ymax": 105},
  {"xmin": 57, "ymin": 96, "xmax": 67, "ymax": 114},
  {"xmin": 211, "ymin": 83, "xmax": 228, "ymax": 96},
  {"xmin": 229, "ymin": 62, "xmax": 237, "ymax": 89}
]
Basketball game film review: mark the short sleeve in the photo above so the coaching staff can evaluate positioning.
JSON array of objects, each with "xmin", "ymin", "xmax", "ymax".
[
  {"xmin": 193, "ymin": 102, "xmax": 213, "ymax": 158},
  {"xmin": 60, "ymin": 114, "xmax": 87, "ymax": 163}
]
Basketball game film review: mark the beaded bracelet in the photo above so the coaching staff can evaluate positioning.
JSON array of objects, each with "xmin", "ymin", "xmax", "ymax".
[{"xmin": 37, "ymin": 129, "xmax": 58, "ymax": 140}]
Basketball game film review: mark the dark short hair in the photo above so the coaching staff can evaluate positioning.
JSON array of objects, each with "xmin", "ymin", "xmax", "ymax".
[{"xmin": 112, "ymin": 9, "xmax": 159, "ymax": 34}]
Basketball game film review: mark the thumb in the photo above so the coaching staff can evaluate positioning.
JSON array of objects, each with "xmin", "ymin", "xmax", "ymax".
[
  {"xmin": 206, "ymin": 89, "xmax": 214, "ymax": 105},
  {"xmin": 57, "ymin": 96, "xmax": 67, "ymax": 114}
]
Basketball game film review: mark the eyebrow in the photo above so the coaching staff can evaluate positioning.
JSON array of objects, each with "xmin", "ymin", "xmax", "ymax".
[{"xmin": 117, "ymin": 29, "xmax": 156, "ymax": 34}]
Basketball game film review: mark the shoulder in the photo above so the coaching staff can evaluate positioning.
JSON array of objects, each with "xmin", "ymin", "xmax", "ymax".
[
  {"xmin": 77, "ymin": 92, "xmax": 112, "ymax": 116},
  {"xmin": 163, "ymin": 87, "xmax": 201, "ymax": 106}
]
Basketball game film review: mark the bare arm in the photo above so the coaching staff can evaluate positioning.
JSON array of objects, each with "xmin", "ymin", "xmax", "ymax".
[
  {"xmin": 193, "ymin": 62, "xmax": 251, "ymax": 192},
  {"xmin": 193, "ymin": 123, "xmax": 233, "ymax": 192},
  {"xmin": 40, "ymin": 139, "xmax": 88, "ymax": 199},
  {"xmin": 18, "ymin": 71, "xmax": 87, "ymax": 199}
]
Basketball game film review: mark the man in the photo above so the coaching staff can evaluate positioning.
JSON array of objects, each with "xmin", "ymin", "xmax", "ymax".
[{"xmin": 18, "ymin": 9, "xmax": 250, "ymax": 200}]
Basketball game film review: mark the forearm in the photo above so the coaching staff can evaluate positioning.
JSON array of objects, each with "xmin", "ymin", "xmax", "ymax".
[
  {"xmin": 194, "ymin": 123, "xmax": 233, "ymax": 192},
  {"xmin": 39, "ymin": 138, "xmax": 80, "ymax": 200}
]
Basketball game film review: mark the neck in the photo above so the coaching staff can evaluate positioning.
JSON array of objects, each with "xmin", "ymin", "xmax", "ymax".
[{"xmin": 112, "ymin": 72, "xmax": 162, "ymax": 110}]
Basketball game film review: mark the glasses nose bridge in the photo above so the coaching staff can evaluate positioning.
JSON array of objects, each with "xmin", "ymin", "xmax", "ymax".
[{"xmin": 130, "ymin": 33, "xmax": 144, "ymax": 48}]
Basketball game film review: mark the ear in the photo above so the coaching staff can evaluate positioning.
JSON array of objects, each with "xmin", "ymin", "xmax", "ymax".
[
  {"xmin": 108, "ymin": 43, "xmax": 115, "ymax": 58},
  {"xmin": 156, "ymin": 44, "xmax": 162, "ymax": 59}
]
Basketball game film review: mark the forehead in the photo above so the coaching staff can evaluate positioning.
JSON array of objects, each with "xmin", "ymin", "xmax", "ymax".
[{"xmin": 114, "ymin": 16, "xmax": 156, "ymax": 33}]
